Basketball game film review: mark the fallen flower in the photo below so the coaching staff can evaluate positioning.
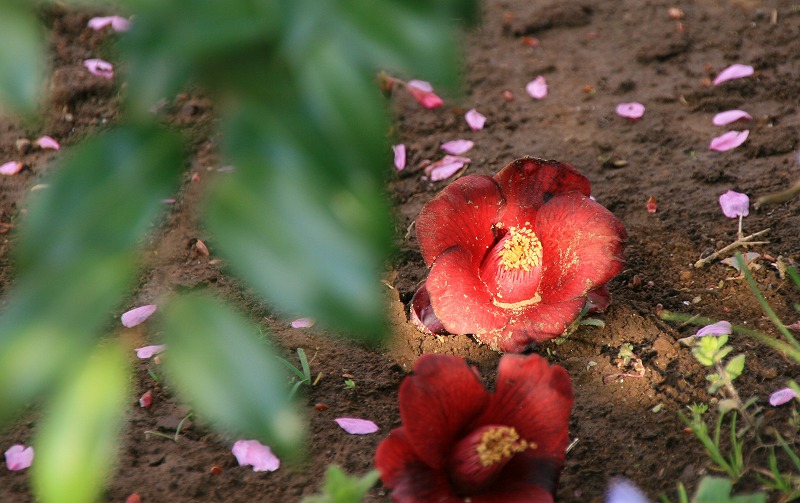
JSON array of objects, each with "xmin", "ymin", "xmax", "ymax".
[
  {"xmin": 231, "ymin": 440, "xmax": 280, "ymax": 472},
  {"xmin": 135, "ymin": 345, "xmax": 167, "ymax": 359},
  {"xmin": 526, "ymin": 76, "xmax": 548, "ymax": 100},
  {"xmin": 440, "ymin": 140, "xmax": 474, "ymax": 155},
  {"xmin": 334, "ymin": 417, "xmax": 379, "ymax": 435},
  {"xmin": 83, "ymin": 58, "xmax": 114, "ymax": 79},
  {"xmin": 695, "ymin": 320, "xmax": 732, "ymax": 337},
  {"xmin": 713, "ymin": 64, "xmax": 754, "ymax": 85},
  {"xmin": 615, "ymin": 102, "xmax": 645, "ymax": 119},
  {"xmin": 406, "ymin": 80, "xmax": 443, "ymax": 109},
  {"xmin": 290, "ymin": 317, "xmax": 315, "ymax": 328},
  {"xmin": 712, "ymin": 110, "xmax": 752, "ymax": 126},
  {"xmin": 465, "ymin": 108, "xmax": 486, "ymax": 131},
  {"xmin": 769, "ymin": 387, "xmax": 798, "ymax": 406},
  {"xmin": 139, "ymin": 390, "xmax": 153, "ymax": 408},
  {"xmin": 121, "ymin": 304, "xmax": 158, "ymax": 328},
  {"xmin": 375, "ymin": 353, "xmax": 573, "ymax": 501},
  {"xmin": 34, "ymin": 135, "xmax": 60, "ymax": 150},
  {"xmin": 0, "ymin": 161, "xmax": 23, "ymax": 176},
  {"xmin": 424, "ymin": 155, "xmax": 471, "ymax": 182},
  {"xmin": 87, "ymin": 16, "xmax": 131, "ymax": 32},
  {"xmin": 412, "ymin": 157, "xmax": 626, "ymax": 352},
  {"xmin": 606, "ymin": 477, "xmax": 651, "ymax": 503},
  {"xmin": 393, "ymin": 144, "xmax": 406, "ymax": 171},
  {"xmin": 646, "ymin": 195, "xmax": 657, "ymax": 213},
  {"xmin": 4, "ymin": 444, "xmax": 34, "ymax": 471},
  {"xmin": 709, "ymin": 130, "xmax": 749, "ymax": 151},
  {"xmin": 719, "ymin": 190, "xmax": 749, "ymax": 218}
]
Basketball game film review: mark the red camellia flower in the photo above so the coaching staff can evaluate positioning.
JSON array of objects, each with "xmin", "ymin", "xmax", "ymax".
[
  {"xmin": 374, "ymin": 353, "xmax": 573, "ymax": 502},
  {"xmin": 410, "ymin": 157, "xmax": 626, "ymax": 352}
]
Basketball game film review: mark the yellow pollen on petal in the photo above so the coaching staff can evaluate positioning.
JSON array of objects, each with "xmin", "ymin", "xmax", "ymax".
[
  {"xmin": 498, "ymin": 224, "xmax": 543, "ymax": 271},
  {"xmin": 476, "ymin": 426, "xmax": 536, "ymax": 467}
]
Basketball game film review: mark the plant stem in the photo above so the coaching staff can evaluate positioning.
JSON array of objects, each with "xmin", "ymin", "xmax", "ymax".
[
  {"xmin": 694, "ymin": 228, "xmax": 770, "ymax": 269},
  {"xmin": 714, "ymin": 360, "xmax": 755, "ymax": 431}
]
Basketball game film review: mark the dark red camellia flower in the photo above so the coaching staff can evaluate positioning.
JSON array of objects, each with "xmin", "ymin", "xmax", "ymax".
[
  {"xmin": 410, "ymin": 156, "xmax": 627, "ymax": 352},
  {"xmin": 374, "ymin": 353, "xmax": 573, "ymax": 502}
]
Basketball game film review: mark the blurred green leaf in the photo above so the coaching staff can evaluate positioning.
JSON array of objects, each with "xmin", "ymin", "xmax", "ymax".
[
  {"xmin": 0, "ymin": 0, "xmax": 45, "ymax": 114},
  {"xmin": 160, "ymin": 293, "xmax": 305, "ymax": 457},
  {"xmin": 31, "ymin": 342, "xmax": 130, "ymax": 503},
  {"xmin": 691, "ymin": 476, "xmax": 765, "ymax": 503},
  {"xmin": 724, "ymin": 354, "xmax": 745, "ymax": 381},
  {"xmin": 301, "ymin": 465, "xmax": 380, "ymax": 503},
  {"xmin": 0, "ymin": 123, "xmax": 183, "ymax": 424}
]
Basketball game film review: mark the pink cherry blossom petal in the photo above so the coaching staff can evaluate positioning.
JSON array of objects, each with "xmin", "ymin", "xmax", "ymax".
[
  {"xmin": 406, "ymin": 80, "xmax": 443, "ymax": 109},
  {"xmin": 231, "ymin": 440, "xmax": 280, "ymax": 472},
  {"xmin": 440, "ymin": 140, "xmax": 474, "ymax": 155},
  {"xmin": 525, "ymin": 76, "xmax": 548, "ymax": 100},
  {"xmin": 334, "ymin": 417, "xmax": 379, "ymax": 435},
  {"xmin": 392, "ymin": 144, "xmax": 406, "ymax": 171},
  {"xmin": 5, "ymin": 444, "xmax": 34, "ymax": 471},
  {"xmin": 134, "ymin": 345, "xmax": 167, "ymax": 359},
  {"xmin": 121, "ymin": 305, "xmax": 158, "ymax": 327},
  {"xmin": 88, "ymin": 16, "xmax": 131, "ymax": 32},
  {"xmin": 465, "ymin": 108, "xmax": 486, "ymax": 131},
  {"xmin": 709, "ymin": 130, "xmax": 749, "ymax": 151},
  {"xmin": 425, "ymin": 155, "xmax": 470, "ymax": 182},
  {"xmin": 712, "ymin": 110, "xmax": 752, "ymax": 126},
  {"xmin": 139, "ymin": 390, "xmax": 153, "ymax": 408},
  {"xmin": 719, "ymin": 190, "xmax": 749, "ymax": 218},
  {"xmin": 34, "ymin": 136, "xmax": 60, "ymax": 150},
  {"xmin": 713, "ymin": 64, "xmax": 754, "ymax": 85},
  {"xmin": 695, "ymin": 320, "xmax": 732, "ymax": 337},
  {"xmin": 83, "ymin": 59, "xmax": 114, "ymax": 79},
  {"xmin": 0, "ymin": 161, "xmax": 23, "ymax": 175},
  {"xmin": 290, "ymin": 317, "xmax": 315, "ymax": 328},
  {"xmin": 615, "ymin": 102, "xmax": 645, "ymax": 119},
  {"xmin": 770, "ymin": 387, "xmax": 798, "ymax": 406}
]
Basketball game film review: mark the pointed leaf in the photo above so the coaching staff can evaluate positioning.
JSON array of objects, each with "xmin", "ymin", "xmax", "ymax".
[{"xmin": 724, "ymin": 354, "xmax": 745, "ymax": 380}]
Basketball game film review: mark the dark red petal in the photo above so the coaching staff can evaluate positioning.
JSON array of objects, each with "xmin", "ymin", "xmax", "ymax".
[
  {"xmin": 479, "ymin": 226, "xmax": 543, "ymax": 305},
  {"xmin": 476, "ymin": 354, "xmax": 573, "ymax": 459},
  {"xmin": 427, "ymin": 247, "xmax": 509, "ymax": 335},
  {"xmin": 477, "ymin": 452, "xmax": 561, "ymax": 502},
  {"xmin": 475, "ymin": 297, "xmax": 585, "ymax": 352},
  {"xmin": 536, "ymin": 192, "xmax": 626, "ymax": 303},
  {"xmin": 399, "ymin": 354, "xmax": 489, "ymax": 469},
  {"xmin": 493, "ymin": 157, "xmax": 590, "ymax": 224},
  {"xmin": 416, "ymin": 174, "xmax": 505, "ymax": 268},
  {"xmin": 409, "ymin": 284, "xmax": 448, "ymax": 335},
  {"xmin": 586, "ymin": 285, "xmax": 611, "ymax": 313},
  {"xmin": 375, "ymin": 428, "xmax": 461, "ymax": 503}
]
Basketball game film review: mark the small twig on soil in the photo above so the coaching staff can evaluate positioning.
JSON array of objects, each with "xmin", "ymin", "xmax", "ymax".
[
  {"xmin": 566, "ymin": 437, "xmax": 579, "ymax": 454},
  {"xmin": 694, "ymin": 228, "xmax": 770, "ymax": 269}
]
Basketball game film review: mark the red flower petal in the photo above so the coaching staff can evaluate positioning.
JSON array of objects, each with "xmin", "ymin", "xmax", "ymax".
[
  {"xmin": 416, "ymin": 174, "xmax": 504, "ymax": 268},
  {"xmin": 478, "ymin": 297, "xmax": 585, "ymax": 352},
  {"xmin": 586, "ymin": 285, "xmax": 611, "ymax": 313},
  {"xmin": 426, "ymin": 247, "xmax": 509, "ymax": 335},
  {"xmin": 535, "ymin": 193, "xmax": 626, "ymax": 304},
  {"xmin": 409, "ymin": 284, "xmax": 448, "ymax": 335},
  {"xmin": 399, "ymin": 355, "xmax": 489, "ymax": 470},
  {"xmin": 493, "ymin": 158, "xmax": 591, "ymax": 225}
]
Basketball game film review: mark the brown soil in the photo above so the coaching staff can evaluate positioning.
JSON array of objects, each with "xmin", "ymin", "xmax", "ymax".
[{"xmin": 2, "ymin": 1, "xmax": 800, "ymax": 502}]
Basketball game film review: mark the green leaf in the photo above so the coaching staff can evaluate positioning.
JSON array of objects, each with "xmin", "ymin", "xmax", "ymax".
[
  {"xmin": 0, "ymin": 123, "xmax": 183, "ymax": 424},
  {"xmin": 0, "ymin": 1, "xmax": 45, "ymax": 114},
  {"xmin": 301, "ymin": 465, "xmax": 380, "ymax": 503},
  {"xmin": 691, "ymin": 476, "xmax": 766, "ymax": 503},
  {"xmin": 160, "ymin": 293, "xmax": 305, "ymax": 457},
  {"xmin": 724, "ymin": 354, "xmax": 746, "ymax": 381},
  {"xmin": 31, "ymin": 342, "xmax": 130, "ymax": 503}
]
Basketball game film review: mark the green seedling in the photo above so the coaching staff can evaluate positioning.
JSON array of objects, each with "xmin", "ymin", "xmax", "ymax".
[
  {"xmin": 144, "ymin": 412, "xmax": 193, "ymax": 442},
  {"xmin": 660, "ymin": 476, "xmax": 765, "ymax": 503},
  {"xmin": 754, "ymin": 431, "xmax": 800, "ymax": 500},
  {"xmin": 679, "ymin": 404, "xmax": 746, "ymax": 481},
  {"xmin": 344, "ymin": 379, "xmax": 356, "ymax": 390},
  {"xmin": 276, "ymin": 348, "xmax": 322, "ymax": 398},
  {"xmin": 300, "ymin": 465, "xmax": 379, "ymax": 503},
  {"xmin": 603, "ymin": 343, "xmax": 645, "ymax": 383},
  {"xmin": 147, "ymin": 368, "xmax": 160, "ymax": 383},
  {"xmin": 554, "ymin": 304, "xmax": 605, "ymax": 345}
]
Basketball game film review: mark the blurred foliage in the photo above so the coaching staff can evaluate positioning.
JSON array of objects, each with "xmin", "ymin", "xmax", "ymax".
[
  {"xmin": 0, "ymin": 0, "xmax": 475, "ymax": 500},
  {"xmin": 300, "ymin": 465, "xmax": 380, "ymax": 503}
]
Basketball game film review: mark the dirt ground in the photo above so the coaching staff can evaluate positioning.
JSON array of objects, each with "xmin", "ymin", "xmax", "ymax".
[{"xmin": 2, "ymin": 1, "xmax": 800, "ymax": 501}]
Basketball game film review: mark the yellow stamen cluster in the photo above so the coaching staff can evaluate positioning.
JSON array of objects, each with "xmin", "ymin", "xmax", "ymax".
[
  {"xmin": 476, "ymin": 426, "xmax": 536, "ymax": 467},
  {"xmin": 498, "ymin": 224, "xmax": 543, "ymax": 271}
]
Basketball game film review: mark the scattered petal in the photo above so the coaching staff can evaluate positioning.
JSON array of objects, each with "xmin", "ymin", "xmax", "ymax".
[
  {"xmin": 125, "ymin": 494, "xmax": 142, "ymax": 503},
  {"xmin": 5, "ymin": 444, "xmax": 34, "ymax": 471},
  {"xmin": 440, "ymin": 140, "xmax": 474, "ymax": 155},
  {"xmin": 668, "ymin": 7, "xmax": 685, "ymax": 20},
  {"xmin": 713, "ymin": 64, "xmax": 754, "ymax": 85},
  {"xmin": 425, "ymin": 155, "xmax": 470, "ymax": 182},
  {"xmin": 139, "ymin": 390, "xmax": 153, "ymax": 408},
  {"xmin": 334, "ymin": 417, "xmax": 379, "ymax": 435},
  {"xmin": 83, "ymin": 58, "xmax": 114, "ymax": 79},
  {"xmin": 646, "ymin": 195, "xmax": 657, "ymax": 213},
  {"xmin": 34, "ymin": 135, "xmax": 60, "ymax": 150},
  {"xmin": 712, "ymin": 110, "xmax": 752, "ymax": 126},
  {"xmin": 607, "ymin": 477, "xmax": 651, "ymax": 503},
  {"xmin": 121, "ymin": 305, "xmax": 158, "ymax": 327},
  {"xmin": 195, "ymin": 239, "xmax": 210, "ymax": 256},
  {"xmin": 232, "ymin": 440, "xmax": 280, "ymax": 472},
  {"xmin": 721, "ymin": 252, "xmax": 760, "ymax": 273},
  {"xmin": 161, "ymin": 198, "xmax": 176, "ymax": 204},
  {"xmin": 719, "ymin": 189, "xmax": 749, "ymax": 218},
  {"xmin": 709, "ymin": 130, "xmax": 749, "ymax": 151},
  {"xmin": 392, "ymin": 144, "xmax": 406, "ymax": 171},
  {"xmin": 0, "ymin": 161, "xmax": 23, "ymax": 176},
  {"xmin": 769, "ymin": 387, "xmax": 798, "ymax": 406},
  {"xmin": 616, "ymin": 102, "xmax": 645, "ymax": 119},
  {"xmin": 785, "ymin": 321, "xmax": 800, "ymax": 332},
  {"xmin": 695, "ymin": 320, "xmax": 732, "ymax": 338},
  {"xmin": 135, "ymin": 345, "xmax": 167, "ymax": 359},
  {"xmin": 502, "ymin": 90, "xmax": 514, "ymax": 102},
  {"xmin": 291, "ymin": 317, "xmax": 315, "ymax": 328},
  {"xmin": 88, "ymin": 16, "xmax": 131, "ymax": 32},
  {"xmin": 465, "ymin": 109, "xmax": 486, "ymax": 131},
  {"xmin": 406, "ymin": 80, "xmax": 443, "ymax": 109},
  {"xmin": 526, "ymin": 76, "xmax": 548, "ymax": 100}
]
